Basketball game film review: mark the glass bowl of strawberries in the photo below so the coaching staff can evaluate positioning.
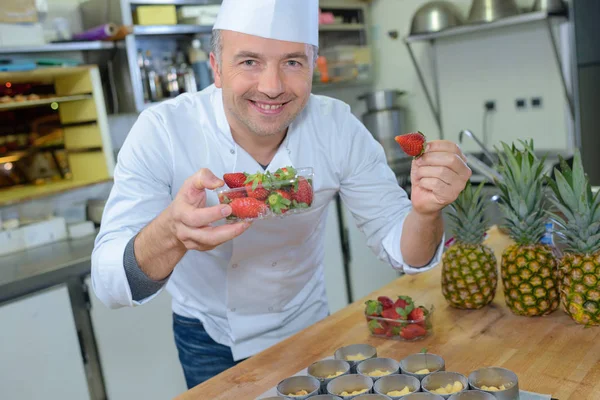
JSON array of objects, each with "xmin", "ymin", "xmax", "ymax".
[
  {"xmin": 364, "ymin": 295, "xmax": 433, "ymax": 341},
  {"xmin": 215, "ymin": 166, "xmax": 314, "ymax": 223}
]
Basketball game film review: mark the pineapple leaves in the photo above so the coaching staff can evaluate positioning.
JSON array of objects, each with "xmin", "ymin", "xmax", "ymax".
[
  {"xmin": 448, "ymin": 181, "xmax": 490, "ymax": 245},
  {"xmin": 493, "ymin": 140, "xmax": 549, "ymax": 245}
]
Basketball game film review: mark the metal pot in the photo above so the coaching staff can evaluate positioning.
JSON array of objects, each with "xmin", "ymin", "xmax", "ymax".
[
  {"xmin": 410, "ymin": 1, "xmax": 465, "ymax": 35},
  {"xmin": 358, "ymin": 90, "xmax": 405, "ymax": 113},
  {"xmin": 467, "ymin": 0, "xmax": 520, "ymax": 24},
  {"xmin": 531, "ymin": 0, "xmax": 566, "ymax": 13}
]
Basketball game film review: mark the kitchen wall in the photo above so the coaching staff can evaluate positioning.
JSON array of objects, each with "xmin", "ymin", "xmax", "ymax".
[{"xmin": 367, "ymin": 0, "xmax": 574, "ymax": 154}]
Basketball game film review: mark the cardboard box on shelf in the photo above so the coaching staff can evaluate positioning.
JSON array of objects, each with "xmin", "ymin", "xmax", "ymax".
[
  {"xmin": 0, "ymin": 23, "xmax": 45, "ymax": 48},
  {"xmin": 134, "ymin": 5, "xmax": 177, "ymax": 25},
  {"xmin": 0, "ymin": 0, "xmax": 38, "ymax": 23}
]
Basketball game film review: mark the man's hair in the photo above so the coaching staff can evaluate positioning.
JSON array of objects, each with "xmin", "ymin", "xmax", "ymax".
[{"xmin": 210, "ymin": 29, "xmax": 318, "ymax": 68}]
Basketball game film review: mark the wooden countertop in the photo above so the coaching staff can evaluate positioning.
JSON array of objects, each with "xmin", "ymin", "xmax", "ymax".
[{"xmin": 176, "ymin": 227, "xmax": 600, "ymax": 400}]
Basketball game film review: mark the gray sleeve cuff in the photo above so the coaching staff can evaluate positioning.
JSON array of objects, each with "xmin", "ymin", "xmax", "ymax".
[{"xmin": 123, "ymin": 235, "xmax": 169, "ymax": 301}]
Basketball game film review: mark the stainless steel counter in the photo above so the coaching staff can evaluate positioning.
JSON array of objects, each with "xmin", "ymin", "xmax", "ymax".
[
  {"xmin": 0, "ymin": 234, "xmax": 96, "ymax": 304},
  {"xmin": 0, "ymin": 233, "xmax": 107, "ymax": 400}
]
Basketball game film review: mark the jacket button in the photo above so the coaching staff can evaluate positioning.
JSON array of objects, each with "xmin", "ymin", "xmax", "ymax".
[
  {"xmin": 230, "ymin": 149, "xmax": 235, "ymax": 154},
  {"xmin": 271, "ymin": 262, "xmax": 277, "ymax": 267}
]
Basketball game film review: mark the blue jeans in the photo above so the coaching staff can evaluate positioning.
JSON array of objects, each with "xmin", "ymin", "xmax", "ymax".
[{"xmin": 173, "ymin": 313, "xmax": 245, "ymax": 389}]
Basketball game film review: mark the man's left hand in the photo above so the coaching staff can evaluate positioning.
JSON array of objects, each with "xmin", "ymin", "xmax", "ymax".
[{"xmin": 410, "ymin": 140, "xmax": 472, "ymax": 216}]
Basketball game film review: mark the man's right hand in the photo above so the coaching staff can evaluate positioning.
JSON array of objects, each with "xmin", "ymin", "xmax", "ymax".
[
  {"xmin": 134, "ymin": 168, "xmax": 250, "ymax": 281},
  {"xmin": 167, "ymin": 168, "xmax": 251, "ymax": 251}
]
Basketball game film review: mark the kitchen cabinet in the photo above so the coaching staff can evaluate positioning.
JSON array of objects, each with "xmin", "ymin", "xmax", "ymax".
[
  {"xmin": 85, "ymin": 277, "xmax": 188, "ymax": 400},
  {"xmin": 0, "ymin": 66, "xmax": 115, "ymax": 206},
  {"xmin": 0, "ymin": 285, "xmax": 89, "ymax": 400}
]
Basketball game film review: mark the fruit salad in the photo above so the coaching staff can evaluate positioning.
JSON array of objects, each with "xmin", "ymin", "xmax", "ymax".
[
  {"xmin": 364, "ymin": 295, "xmax": 433, "ymax": 341},
  {"xmin": 216, "ymin": 166, "xmax": 314, "ymax": 222}
]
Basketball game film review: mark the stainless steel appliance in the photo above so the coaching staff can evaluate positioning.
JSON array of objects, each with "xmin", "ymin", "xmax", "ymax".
[
  {"xmin": 358, "ymin": 90, "xmax": 411, "ymax": 174},
  {"xmin": 467, "ymin": 0, "xmax": 520, "ymax": 24},
  {"xmin": 531, "ymin": 0, "xmax": 566, "ymax": 13},
  {"xmin": 410, "ymin": 1, "xmax": 465, "ymax": 35}
]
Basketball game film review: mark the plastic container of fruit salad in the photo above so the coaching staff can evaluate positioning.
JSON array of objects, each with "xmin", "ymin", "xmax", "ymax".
[{"xmin": 216, "ymin": 166, "xmax": 314, "ymax": 223}]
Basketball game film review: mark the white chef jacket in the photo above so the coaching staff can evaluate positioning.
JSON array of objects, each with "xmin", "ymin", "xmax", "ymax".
[{"xmin": 91, "ymin": 85, "xmax": 443, "ymax": 360}]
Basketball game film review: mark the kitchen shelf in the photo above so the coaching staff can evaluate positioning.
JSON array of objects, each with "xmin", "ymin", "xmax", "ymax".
[
  {"xmin": 312, "ymin": 77, "xmax": 373, "ymax": 92},
  {"xmin": 319, "ymin": 23, "xmax": 365, "ymax": 32},
  {"xmin": 405, "ymin": 11, "xmax": 567, "ymax": 43},
  {"xmin": 0, "ymin": 94, "xmax": 93, "ymax": 111},
  {"xmin": 0, "ymin": 177, "xmax": 112, "ymax": 208},
  {"xmin": 133, "ymin": 25, "xmax": 213, "ymax": 35},
  {"xmin": 128, "ymin": 0, "xmax": 218, "ymax": 4},
  {"xmin": 402, "ymin": 10, "xmax": 573, "ymax": 138},
  {"xmin": 0, "ymin": 41, "xmax": 115, "ymax": 55}
]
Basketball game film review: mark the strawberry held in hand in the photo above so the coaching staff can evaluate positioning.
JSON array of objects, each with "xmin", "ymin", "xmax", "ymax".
[
  {"xmin": 229, "ymin": 197, "xmax": 268, "ymax": 219},
  {"xmin": 395, "ymin": 131, "xmax": 426, "ymax": 158},
  {"xmin": 244, "ymin": 172, "xmax": 271, "ymax": 201},
  {"xmin": 223, "ymin": 172, "xmax": 247, "ymax": 188}
]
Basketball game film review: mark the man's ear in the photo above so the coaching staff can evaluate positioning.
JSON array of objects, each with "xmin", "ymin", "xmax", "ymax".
[{"xmin": 210, "ymin": 52, "xmax": 222, "ymax": 88}]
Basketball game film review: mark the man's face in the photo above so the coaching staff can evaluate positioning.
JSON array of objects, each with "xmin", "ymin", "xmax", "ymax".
[{"xmin": 211, "ymin": 30, "xmax": 314, "ymax": 138}]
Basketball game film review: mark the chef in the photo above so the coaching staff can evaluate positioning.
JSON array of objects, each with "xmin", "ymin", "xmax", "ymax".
[{"xmin": 91, "ymin": 0, "xmax": 471, "ymax": 389}]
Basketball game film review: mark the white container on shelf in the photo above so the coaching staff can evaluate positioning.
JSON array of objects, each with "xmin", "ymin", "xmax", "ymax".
[
  {"xmin": 0, "ymin": 227, "xmax": 26, "ymax": 256},
  {"xmin": 22, "ymin": 217, "xmax": 67, "ymax": 249}
]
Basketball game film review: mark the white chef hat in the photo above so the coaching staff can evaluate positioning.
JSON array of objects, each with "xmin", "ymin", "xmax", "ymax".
[{"xmin": 213, "ymin": 0, "xmax": 319, "ymax": 48}]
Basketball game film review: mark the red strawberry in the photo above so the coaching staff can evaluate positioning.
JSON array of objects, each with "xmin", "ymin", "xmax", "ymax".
[
  {"xmin": 267, "ymin": 190, "xmax": 292, "ymax": 215},
  {"xmin": 291, "ymin": 177, "xmax": 313, "ymax": 207},
  {"xmin": 244, "ymin": 172, "xmax": 271, "ymax": 201},
  {"xmin": 408, "ymin": 307, "xmax": 425, "ymax": 323},
  {"xmin": 382, "ymin": 307, "xmax": 403, "ymax": 326},
  {"xmin": 223, "ymin": 173, "xmax": 247, "ymax": 188},
  {"xmin": 377, "ymin": 296, "xmax": 394, "ymax": 310},
  {"xmin": 229, "ymin": 197, "xmax": 268, "ymax": 219},
  {"xmin": 400, "ymin": 324, "xmax": 427, "ymax": 340},
  {"xmin": 394, "ymin": 295, "xmax": 414, "ymax": 310},
  {"xmin": 273, "ymin": 166, "xmax": 296, "ymax": 181},
  {"xmin": 394, "ymin": 131, "xmax": 426, "ymax": 157},
  {"xmin": 368, "ymin": 319, "xmax": 386, "ymax": 335},
  {"xmin": 218, "ymin": 190, "xmax": 246, "ymax": 204},
  {"xmin": 365, "ymin": 300, "xmax": 383, "ymax": 317}
]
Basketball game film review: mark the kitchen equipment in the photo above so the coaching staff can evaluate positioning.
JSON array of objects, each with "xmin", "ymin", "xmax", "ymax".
[
  {"xmin": 86, "ymin": 199, "xmax": 106, "ymax": 226},
  {"xmin": 468, "ymin": 367, "xmax": 520, "ymax": 400},
  {"xmin": 359, "ymin": 90, "xmax": 411, "ymax": 174},
  {"xmin": 467, "ymin": 0, "xmax": 520, "ymax": 24},
  {"xmin": 410, "ymin": 1, "xmax": 465, "ymax": 35},
  {"xmin": 358, "ymin": 90, "xmax": 405, "ymax": 113},
  {"xmin": 188, "ymin": 39, "xmax": 213, "ymax": 91},
  {"xmin": 531, "ymin": 0, "xmax": 566, "ymax": 13}
]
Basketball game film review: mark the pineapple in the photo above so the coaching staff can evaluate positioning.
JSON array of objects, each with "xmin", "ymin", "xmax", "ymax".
[
  {"xmin": 442, "ymin": 181, "xmax": 498, "ymax": 309},
  {"xmin": 546, "ymin": 150, "xmax": 600, "ymax": 325},
  {"xmin": 494, "ymin": 140, "xmax": 560, "ymax": 316}
]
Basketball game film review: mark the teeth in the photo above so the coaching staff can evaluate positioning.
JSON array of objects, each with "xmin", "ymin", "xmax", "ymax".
[{"xmin": 256, "ymin": 102, "xmax": 283, "ymax": 110}]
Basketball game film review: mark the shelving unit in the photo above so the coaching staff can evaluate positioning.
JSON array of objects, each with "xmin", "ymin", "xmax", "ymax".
[
  {"xmin": 0, "ymin": 94, "xmax": 93, "ymax": 111},
  {"xmin": 132, "ymin": 25, "xmax": 212, "ymax": 35},
  {"xmin": 0, "ymin": 41, "xmax": 115, "ymax": 55},
  {"xmin": 403, "ymin": 10, "xmax": 572, "ymax": 137},
  {"xmin": 319, "ymin": 23, "xmax": 365, "ymax": 32},
  {"xmin": 0, "ymin": 66, "xmax": 115, "ymax": 204},
  {"xmin": 78, "ymin": 0, "xmax": 374, "ymax": 112}
]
